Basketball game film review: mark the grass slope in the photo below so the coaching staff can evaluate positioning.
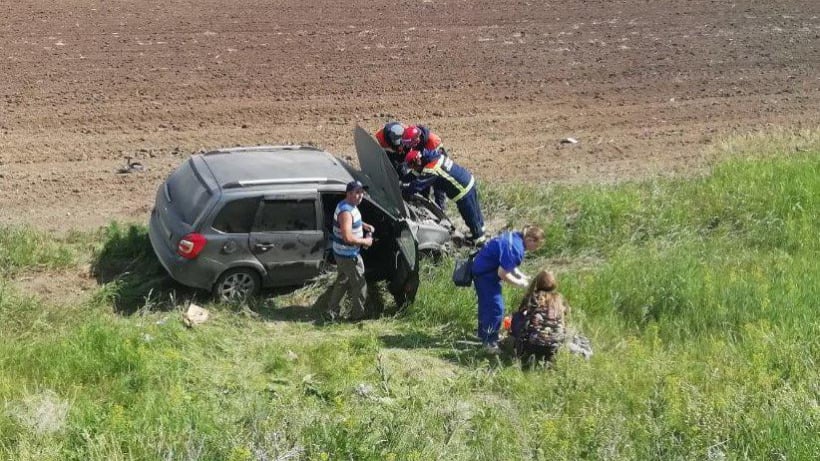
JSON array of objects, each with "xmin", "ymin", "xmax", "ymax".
[{"xmin": 2, "ymin": 148, "xmax": 820, "ymax": 460}]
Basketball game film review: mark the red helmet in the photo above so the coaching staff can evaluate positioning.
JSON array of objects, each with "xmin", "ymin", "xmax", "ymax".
[
  {"xmin": 404, "ymin": 149, "xmax": 421, "ymax": 165},
  {"xmin": 401, "ymin": 125, "xmax": 422, "ymax": 149}
]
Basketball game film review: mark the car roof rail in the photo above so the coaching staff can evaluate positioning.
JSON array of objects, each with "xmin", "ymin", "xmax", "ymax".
[
  {"xmin": 222, "ymin": 177, "xmax": 348, "ymax": 189},
  {"xmin": 203, "ymin": 145, "xmax": 323, "ymax": 155}
]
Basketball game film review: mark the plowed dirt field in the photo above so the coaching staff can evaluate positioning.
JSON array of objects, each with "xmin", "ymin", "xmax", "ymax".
[{"xmin": 2, "ymin": 0, "xmax": 819, "ymax": 231}]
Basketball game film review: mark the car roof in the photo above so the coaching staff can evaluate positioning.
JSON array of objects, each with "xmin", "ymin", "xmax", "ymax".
[{"xmin": 199, "ymin": 146, "xmax": 354, "ymax": 189}]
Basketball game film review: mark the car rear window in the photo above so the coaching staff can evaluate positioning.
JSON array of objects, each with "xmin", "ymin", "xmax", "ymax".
[
  {"xmin": 167, "ymin": 161, "xmax": 212, "ymax": 224},
  {"xmin": 212, "ymin": 197, "xmax": 260, "ymax": 234}
]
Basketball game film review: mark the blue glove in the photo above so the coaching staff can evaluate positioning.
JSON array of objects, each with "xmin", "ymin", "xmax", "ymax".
[{"xmin": 420, "ymin": 148, "xmax": 441, "ymax": 164}]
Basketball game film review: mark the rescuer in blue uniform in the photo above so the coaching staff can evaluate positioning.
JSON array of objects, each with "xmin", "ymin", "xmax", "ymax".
[
  {"xmin": 402, "ymin": 148, "xmax": 486, "ymax": 244},
  {"xmin": 470, "ymin": 226, "xmax": 545, "ymax": 353}
]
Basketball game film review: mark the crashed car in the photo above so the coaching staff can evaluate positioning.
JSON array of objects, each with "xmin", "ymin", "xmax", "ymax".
[{"xmin": 148, "ymin": 127, "xmax": 453, "ymax": 305}]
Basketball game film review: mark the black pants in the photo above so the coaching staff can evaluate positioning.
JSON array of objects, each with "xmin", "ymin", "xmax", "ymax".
[{"xmin": 516, "ymin": 340, "xmax": 561, "ymax": 363}]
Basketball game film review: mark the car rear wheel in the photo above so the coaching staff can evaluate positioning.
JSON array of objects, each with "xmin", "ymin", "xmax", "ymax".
[{"xmin": 213, "ymin": 268, "xmax": 261, "ymax": 302}]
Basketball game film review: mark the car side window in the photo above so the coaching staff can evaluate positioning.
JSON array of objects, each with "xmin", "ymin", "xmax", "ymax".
[
  {"xmin": 254, "ymin": 199, "xmax": 317, "ymax": 232},
  {"xmin": 212, "ymin": 197, "xmax": 260, "ymax": 234}
]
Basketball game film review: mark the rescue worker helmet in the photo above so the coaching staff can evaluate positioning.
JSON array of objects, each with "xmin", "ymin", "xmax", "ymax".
[
  {"xmin": 401, "ymin": 125, "xmax": 422, "ymax": 148},
  {"xmin": 385, "ymin": 123, "xmax": 405, "ymax": 147},
  {"xmin": 404, "ymin": 149, "xmax": 421, "ymax": 164}
]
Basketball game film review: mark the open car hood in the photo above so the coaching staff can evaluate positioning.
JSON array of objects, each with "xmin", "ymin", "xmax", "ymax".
[{"xmin": 353, "ymin": 126, "xmax": 408, "ymax": 219}]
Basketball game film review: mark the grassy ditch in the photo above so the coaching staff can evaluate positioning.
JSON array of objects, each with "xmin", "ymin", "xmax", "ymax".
[{"xmin": 1, "ymin": 152, "xmax": 820, "ymax": 460}]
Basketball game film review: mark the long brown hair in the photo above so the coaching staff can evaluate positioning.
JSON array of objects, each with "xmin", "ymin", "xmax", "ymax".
[
  {"xmin": 524, "ymin": 269, "xmax": 556, "ymax": 299},
  {"xmin": 521, "ymin": 270, "xmax": 568, "ymax": 323}
]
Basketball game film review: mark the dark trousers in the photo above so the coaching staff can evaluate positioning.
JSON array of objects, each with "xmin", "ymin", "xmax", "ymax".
[
  {"xmin": 456, "ymin": 187, "xmax": 485, "ymax": 239},
  {"xmin": 326, "ymin": 255, "xmax": 367, "ymax": 319},
  {"xmin": 517, "ymin": 341, "xmax": 561, "ymax": 364}
]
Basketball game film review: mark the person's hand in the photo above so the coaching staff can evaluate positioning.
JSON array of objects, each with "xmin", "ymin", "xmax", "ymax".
[
  {"xmin": 362, "ymin": 236, "xmax": 373, "ymax": 249},
  {"xmin": 364, "ymin": 223, "xmax": 375, "ymax": 233}
]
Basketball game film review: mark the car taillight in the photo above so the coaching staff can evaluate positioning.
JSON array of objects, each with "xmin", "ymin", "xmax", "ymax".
[{"xmin": 177, "ymin": 233, "xmax": 207, "ymax": 259}]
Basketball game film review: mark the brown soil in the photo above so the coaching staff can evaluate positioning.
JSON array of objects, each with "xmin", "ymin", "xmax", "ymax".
[
  {"xmin": 2, "ymin": 0, "xmax": 819, "ymax": 233},
  {"xmin": 10, "ymin": 265, "xmax": 96, "ymax": 306}
]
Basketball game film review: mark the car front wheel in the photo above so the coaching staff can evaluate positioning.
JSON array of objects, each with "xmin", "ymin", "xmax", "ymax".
[{"xmin": 212, "ymin": 268, "xmax": 261, "ymax": 303}]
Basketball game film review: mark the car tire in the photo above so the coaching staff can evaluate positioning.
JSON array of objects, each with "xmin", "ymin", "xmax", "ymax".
[{"xmin": 212, "ymin": 267, "xmax": 261, "ymax": 303}]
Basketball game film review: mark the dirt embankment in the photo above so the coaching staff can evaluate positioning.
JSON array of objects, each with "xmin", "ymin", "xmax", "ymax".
[{"xmin": 1, "ymin": 0, "xmax": 819, "ymax": 231}]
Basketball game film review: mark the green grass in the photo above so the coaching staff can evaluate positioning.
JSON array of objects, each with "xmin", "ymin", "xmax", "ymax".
[
  {"xmin": 0, "ymin": 226, "xmax": 76, "ymax": 277},
  {"xmin": 2, "ymin": 146, "xmax": 820, "ymax": 459}
]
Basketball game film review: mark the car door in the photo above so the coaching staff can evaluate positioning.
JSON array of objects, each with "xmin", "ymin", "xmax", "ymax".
[
  {"xmin": 387, "ymin": 219, "xmax": 420, "ymax": 307},
  {"xmin": 354, "ymin": 126, "xmax": 420, "ymax": 306},
  {"xmin": 249, "ymin": 193, "xmax": 325, "ymax": 286}
]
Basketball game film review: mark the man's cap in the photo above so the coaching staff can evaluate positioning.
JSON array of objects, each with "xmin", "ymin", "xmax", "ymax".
[{"xmin": 346, "ymin": 180, "xmax": 369, "ymax": 192}]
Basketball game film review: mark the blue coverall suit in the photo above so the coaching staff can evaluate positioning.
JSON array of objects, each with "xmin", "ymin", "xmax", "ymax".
[
  {"xmin": 402, "ymin": 149, "xmax": 485, "ymax": 240},
  {"xmin": 470, "ymin": 232, "xmax": 525, "ymax": 345}
]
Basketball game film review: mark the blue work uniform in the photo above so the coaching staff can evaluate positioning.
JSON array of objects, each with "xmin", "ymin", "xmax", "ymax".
[
  {"xmin": 470, "ymin": 232, "xmax": 525, "ymax": 345},
  {"xmin": 403, "ymin": 150, "xmax": 485, "ymax": 239}
]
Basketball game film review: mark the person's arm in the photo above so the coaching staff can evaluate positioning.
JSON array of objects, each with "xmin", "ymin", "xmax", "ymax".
[
  {"xmin": 338, "ymin": 212, "xmax": 373, "ymax": 247},
  {"xmin": 497, "ymin": 233, "xmax": 528, "ymax": 286},
  {"xmin": 427, "ymin": 133, "xmax": 443, "ymax": 151},
  {"xmin": 498, "ymin": 267, "xmax": 529, "ymax": 287},
  {"xmin": 402, "ymin": 174, "xmax": 438, "ymax": 195},
  {"xmin": 517, "ymin": 292, "xmax": 534, "ymax": 313}
]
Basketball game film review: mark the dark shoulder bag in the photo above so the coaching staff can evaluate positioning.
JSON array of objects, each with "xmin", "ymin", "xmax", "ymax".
[{"xmin": 452, "ymin": 250, "xmax": 478, "ymax": 287}]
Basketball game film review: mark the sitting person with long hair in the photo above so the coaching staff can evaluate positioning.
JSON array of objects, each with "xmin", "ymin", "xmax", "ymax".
[{"xmin": 513, "ymin": 270, "xmax": 592, "ymax": 363}]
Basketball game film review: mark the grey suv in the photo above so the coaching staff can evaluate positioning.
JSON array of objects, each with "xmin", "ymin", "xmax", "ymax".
[{"xmin": 148, "ymin": 127, "xmax": 452, "ymax": 305}]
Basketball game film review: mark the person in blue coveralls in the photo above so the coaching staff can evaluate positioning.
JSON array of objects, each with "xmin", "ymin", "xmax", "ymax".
[
  {"xmin": 470, "ymin": 225, "xmax": 545, "ymax": 353},
  {"xmin": 402, "ymin": 148, "xmax": 486, "ymax": 244}
]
